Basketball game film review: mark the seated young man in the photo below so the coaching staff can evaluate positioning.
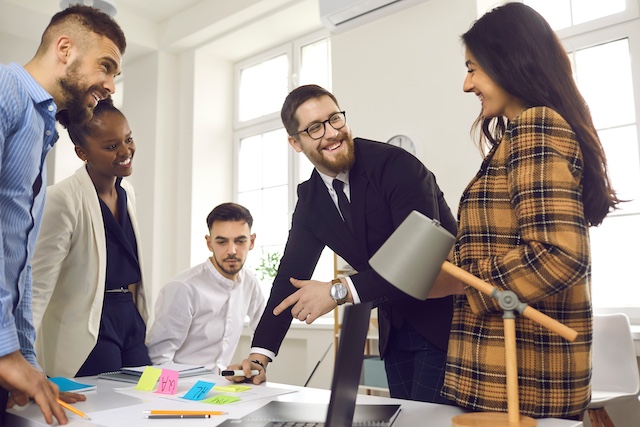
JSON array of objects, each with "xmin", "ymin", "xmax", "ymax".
[{"xmin": 146, "ymin": 203, "xmax": 266, "ymax": 373}]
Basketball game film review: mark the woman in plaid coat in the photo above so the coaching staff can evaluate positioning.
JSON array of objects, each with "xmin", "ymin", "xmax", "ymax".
[{"xmin": 436, "ymin": 3, "xmax": 620, "ymax": 419}]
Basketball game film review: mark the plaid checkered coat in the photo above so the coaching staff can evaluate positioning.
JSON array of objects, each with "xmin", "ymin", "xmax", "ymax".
[{"xmin": 441, "ymin": 106, "xmax": 592, "ymax": 418}]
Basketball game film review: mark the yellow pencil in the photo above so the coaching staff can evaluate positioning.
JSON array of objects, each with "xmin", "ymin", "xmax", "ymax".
[
  {"xmin": 142, "ymin": 410, "xmax": 227, "ymax": 416},
  {"xmin": 56, "ymin": 398, "xmax": 92, "ymax": 420}
]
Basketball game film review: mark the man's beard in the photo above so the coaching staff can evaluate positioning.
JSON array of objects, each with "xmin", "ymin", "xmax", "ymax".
[
  {"xmin": 304, "ymin": 131, "xmax": 356, "ymax": 175},
  {"xmin": 56, "ymin": 60, "xmax": 96, "ymax": 127},
  {"xmin": 212, "ymin": 254, "xmax": 245, "ymax": 277}
]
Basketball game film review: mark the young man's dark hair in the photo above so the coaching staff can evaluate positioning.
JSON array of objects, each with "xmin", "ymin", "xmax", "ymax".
[{"xmin": 207, "ymin": 202, "xmax": 254, "ymax": 230}]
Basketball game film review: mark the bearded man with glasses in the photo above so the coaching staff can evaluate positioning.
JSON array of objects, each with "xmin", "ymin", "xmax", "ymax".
[{"xmin": 226, "ymin": 84, "xmax": 457, "ymax": 405}]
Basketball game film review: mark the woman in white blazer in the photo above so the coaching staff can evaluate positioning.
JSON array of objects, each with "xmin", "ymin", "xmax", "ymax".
[{"xmin": 31, "ymin": 98, "xmax": 152, "ymax": 378}]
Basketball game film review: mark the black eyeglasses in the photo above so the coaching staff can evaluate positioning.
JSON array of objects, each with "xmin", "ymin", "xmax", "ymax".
[{"xmin": 292, "ymin": 111, "xmax": 347, "ymax": 140}]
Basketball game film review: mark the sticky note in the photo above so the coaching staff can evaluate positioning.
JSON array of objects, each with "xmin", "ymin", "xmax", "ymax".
[
  {"xmin": 134, "ymin": 366, "xmax": 162, "ymax": 391},
  {"xmin": 181, "ymin": 380, "xmax": 215, "ymax": 401},
  {"xmin": 48, "ymin": 377, "xmax": 96, "ymax": 393},
  {"xmin": 213, "ymin": 384, "xmax": 251, "ymax": 393},
  {"xmin": 154, "ymin": 369, "xmax": 179, "ymax": 395},
  {"xmin": 202, "ymin": 394, "xmax": 240, "ymax": 405}
]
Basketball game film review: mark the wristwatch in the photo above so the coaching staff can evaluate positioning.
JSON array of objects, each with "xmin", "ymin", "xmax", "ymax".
[{"xmin": 330, "ymin": 278, "xmax": 348, "ymax": 305}]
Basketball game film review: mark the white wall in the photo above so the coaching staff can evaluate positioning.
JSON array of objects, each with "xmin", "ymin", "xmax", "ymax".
[{"xmin": 331, "ymin": 0, "xmax": 480, "ymax": 213}]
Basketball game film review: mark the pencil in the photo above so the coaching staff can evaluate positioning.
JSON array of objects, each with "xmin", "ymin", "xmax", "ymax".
[
  {"xmin": 142, "ymin": 410, "xmax": 227, "ymax": 416},
  {"xmin": 144, "ymin": 414, "xmax": 211, "ymax": 419},
  {"xmin": 56, "ymin": 398, "xmax": 91, "ymax": 420}
]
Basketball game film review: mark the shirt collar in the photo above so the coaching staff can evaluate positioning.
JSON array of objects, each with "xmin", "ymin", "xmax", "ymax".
[
  {"xmin": 317, "ymin": 169, "xmax": 350, "ymax": 189},
  {"xmin": 8, "ymin": 63, "xmax": 56, "ymax": 110}
]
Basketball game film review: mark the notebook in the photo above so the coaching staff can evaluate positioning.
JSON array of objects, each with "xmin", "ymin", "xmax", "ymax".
[
  {"xmin": 219, "ymin": 301, "xmax": 401, "ymax": 427},
  {"xmin": 48, "ymin": 377, "xmax": 97, "ymax": 393},
  {"xmin": 98, "ymin": 363, "xmax": 212, "ymax": 383}
]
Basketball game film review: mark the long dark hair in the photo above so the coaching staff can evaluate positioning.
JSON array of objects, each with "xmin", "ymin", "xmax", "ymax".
[{"xmin": 462, "ymin": 2, "xmax": 619, "ymax": 226}]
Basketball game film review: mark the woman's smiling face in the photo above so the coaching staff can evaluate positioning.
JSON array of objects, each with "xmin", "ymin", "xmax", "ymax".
[{"xmin": 463, "ymin": 49, "xmax": 525, "ymax": 120}]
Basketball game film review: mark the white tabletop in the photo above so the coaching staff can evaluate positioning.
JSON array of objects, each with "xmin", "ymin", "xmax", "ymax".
[{"xmin": 6, "ymin": 375, "xmax": 583, "ymax": 427}]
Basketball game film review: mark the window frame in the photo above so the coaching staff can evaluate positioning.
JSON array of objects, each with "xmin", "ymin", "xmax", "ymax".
[
  {"xmin": 232, "ymin": 29, "xmax": 333, "ymax": 295},
  {"xmin": 551, "ymin": 4, "xmax": 640, "ymax": 323}
]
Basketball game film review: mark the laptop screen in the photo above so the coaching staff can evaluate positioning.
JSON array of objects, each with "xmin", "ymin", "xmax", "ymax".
[{"xmin": 325, "ymin": 300, "xmax": 373, "ymax": 426}]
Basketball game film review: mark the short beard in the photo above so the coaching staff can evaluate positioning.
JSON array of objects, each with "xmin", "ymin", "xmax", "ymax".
[
  {"xmin": 56, "ymin": 60, "xmax": 94, "ymax": 127},
  {"xmin": 308, "ymin": 131, "xmax": 356, "ymax": 175},
  {"xmin": 212, "ymin": 255, "xmax": 245, "ymax": 278}
]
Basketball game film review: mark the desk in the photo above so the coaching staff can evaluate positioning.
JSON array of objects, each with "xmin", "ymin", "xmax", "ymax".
[{"xmin": 7, "ymin": 375, "xmax": 583, "ymax": 427}]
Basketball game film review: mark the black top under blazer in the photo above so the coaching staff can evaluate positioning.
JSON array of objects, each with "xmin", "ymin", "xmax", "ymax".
[{"xmin": 252, "ymin": 138, "xmax": 458, "ymax": 357}]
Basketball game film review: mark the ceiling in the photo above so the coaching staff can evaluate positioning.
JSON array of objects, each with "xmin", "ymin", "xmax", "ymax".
[
  {"xmin": 0, "ymin": 0, "xmax": 323, "ymax": 63},
  {"xmin": 4, "ymin": 0, "xmax": 206, "ymax": 24}
]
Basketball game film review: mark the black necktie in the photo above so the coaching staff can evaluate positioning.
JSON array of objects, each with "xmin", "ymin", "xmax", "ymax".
[{"xmin": 332, "ymin": 179, "xmax": 353, "ymax": 232}]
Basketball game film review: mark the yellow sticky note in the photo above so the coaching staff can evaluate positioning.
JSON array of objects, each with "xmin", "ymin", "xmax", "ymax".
[
  {"xmin": 134, "ymin": 366, "xmax": 162, "ymax": 391},
  {"xmin": 202, "ymin": 394, "xmax": 240, "ymax": 405},
  {"xmin": 213, "ymin": 385, "xmax": 251, "ymax": 393}
]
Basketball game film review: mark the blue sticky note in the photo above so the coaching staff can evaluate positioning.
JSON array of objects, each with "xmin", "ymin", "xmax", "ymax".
[
  {"xmin": 181, "ymin": 380, "xmax": 215, "ymax": 401},
  {"xmin": 48, "ymin": 377, "xmax": 96, "ymax": 393}
]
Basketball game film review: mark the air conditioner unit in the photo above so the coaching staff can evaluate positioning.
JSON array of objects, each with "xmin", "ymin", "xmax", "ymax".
[{"xmin": 319, "ymin": 0, "xmax": 428, "ymax": 34}]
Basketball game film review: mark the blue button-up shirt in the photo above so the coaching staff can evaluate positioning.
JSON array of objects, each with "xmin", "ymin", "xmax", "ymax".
[{"xmin": 0, "ymin": 63, "xmax": 58, "ymax": 365}]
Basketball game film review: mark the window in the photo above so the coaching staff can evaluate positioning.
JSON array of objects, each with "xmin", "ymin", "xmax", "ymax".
[
  {"xmin": 522, "ymin": 0, "xmax": 640, "ymax": 321},
  {"xmin": 234, "ymin": 31, "xmax": 334, "ymax": 298}
]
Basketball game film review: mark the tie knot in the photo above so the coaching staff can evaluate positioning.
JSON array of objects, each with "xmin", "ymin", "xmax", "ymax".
[{"xmin": 332, "ymin": 179, "xmax": 344, "ymax": 192}]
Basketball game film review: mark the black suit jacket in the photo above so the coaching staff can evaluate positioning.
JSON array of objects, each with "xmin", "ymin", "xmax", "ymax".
[{"xmin": 252, "ymin": 138, "xmax": 457, "ymax": 357}]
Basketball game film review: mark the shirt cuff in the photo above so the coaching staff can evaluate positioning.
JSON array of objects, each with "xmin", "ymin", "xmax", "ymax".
[
  {"xmin": 250, "ymin": 347, "xmax": 275, "ymax": 362},
  {"xmin": 343, "ymin": 276, "xmax": 361, "ymax": 304},
  {"xmin": 0, "ymin": 326, "xmax": 21, "ymax": 358}
]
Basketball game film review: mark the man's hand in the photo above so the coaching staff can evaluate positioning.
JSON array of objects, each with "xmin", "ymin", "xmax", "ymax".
[
  {"xmin": 273, "ymin": 278, "xmax": 339, "ymax": 324},
  {"xmin": 57, "ymin": 391, "xmax": 87, "ymax": 404},
  {"xmin": 0, "ymin": 351, "xmax": 67, "ymax": 425},
  {"xmin": 224, "ymin": 354, "xmax": 269, "ymax": 385}
]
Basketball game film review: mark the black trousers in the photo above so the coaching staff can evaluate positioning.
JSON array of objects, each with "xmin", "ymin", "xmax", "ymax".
[
  {"xmin": 383, "ymin": 320, "xmax": 452, "ymax": 404},
  {"xmin": 76, "ymin": 292, "xmax": 150, "ymax": 377}
]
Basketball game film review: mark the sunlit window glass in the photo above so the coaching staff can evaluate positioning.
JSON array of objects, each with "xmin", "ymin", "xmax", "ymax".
[
  {"xmin": 572, "ymin": 0, "xmax": 626, "ymax": 25},
  {"xmin": 524, "ymin": 0, "xmax": 571, "ymax": 30},
  {"xmin": 598, "ymin": 126, "xmax": 640, "ymax": 213},
  {"xmin": 524, "ymin": 0, "xmax": 626, "ymax": 30},
  {"xmin": 590, "ymin": 215, "xmax": 640, "ymax": 308},
  {"xmin": 235, "ymin": 34, "xmax": 332, "ymax": 302},
  {"xmin": 574, "ymin": 39, "xmax": 635, "ymax": 129},
  {"xmin": 238, "ymin": 128, "xmax": 288, "ymax": 195},
  {"xmin": 238, "ymin": 54, "xmax": 288, "ymax": 122},
  {"xmin": 300, "ymin": 38, "xmax": 331, "ymax": 89}
]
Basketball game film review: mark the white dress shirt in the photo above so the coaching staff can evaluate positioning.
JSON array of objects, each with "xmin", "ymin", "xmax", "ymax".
[
  {"xmin": 316, "ymin": 170, "xmax": 361, "ymax": 304},
  {"xmin": 146, "ymin": 259, "xmax": 265, "ymax": 374}
]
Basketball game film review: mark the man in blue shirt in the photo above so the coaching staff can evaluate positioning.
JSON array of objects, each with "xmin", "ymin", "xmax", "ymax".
[{"xmin": 0, "ymin": 5, "xmax": 125, "ymax": 425}]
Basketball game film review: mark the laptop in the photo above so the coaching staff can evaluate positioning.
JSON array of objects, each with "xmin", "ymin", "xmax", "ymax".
[{"xmin": 219, "ymin": 301, "xmax": 401, "ymax": 427}]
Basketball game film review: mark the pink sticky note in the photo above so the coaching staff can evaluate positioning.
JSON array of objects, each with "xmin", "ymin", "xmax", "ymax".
[{"xmin": 154, "ymin": 369, "xmax": 179, "ymax": 395}]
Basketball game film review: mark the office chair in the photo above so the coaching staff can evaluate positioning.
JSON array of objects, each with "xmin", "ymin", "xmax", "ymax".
[{"xmin": 587, "ymin": 313, "xmax": 639, "ymax": 427}]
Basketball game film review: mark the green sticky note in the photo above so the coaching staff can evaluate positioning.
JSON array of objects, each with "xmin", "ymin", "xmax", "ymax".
[
  {"xmin": 202, "ymin": 394, "xmax": 240, "ymax": 405},
  {"xmin": 213, "ymin": 385, "xmax": 251, "ymax": 393},
  {"xmin": 134, "ymin": 366, "xmax": 162, "ymax": 391}
]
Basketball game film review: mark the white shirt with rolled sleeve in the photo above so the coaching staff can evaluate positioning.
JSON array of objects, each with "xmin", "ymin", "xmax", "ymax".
[{"xmin": 146, "ymin": 259, "xmax": 266, "ymax": 374}]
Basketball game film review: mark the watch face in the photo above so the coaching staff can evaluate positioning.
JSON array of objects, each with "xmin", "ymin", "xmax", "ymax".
[
  {"xmin": 387, "ymin": 134, "xmax": 417, "ymax": 156},
  {"xmin": 331, "ymin": 283, "xmax": 347, "ymax": 300}
]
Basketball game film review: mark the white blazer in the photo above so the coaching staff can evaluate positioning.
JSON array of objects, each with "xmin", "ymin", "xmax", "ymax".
[{"xmin": 31, "ymin": 166, "xmax": 151, "ymax": 377}]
